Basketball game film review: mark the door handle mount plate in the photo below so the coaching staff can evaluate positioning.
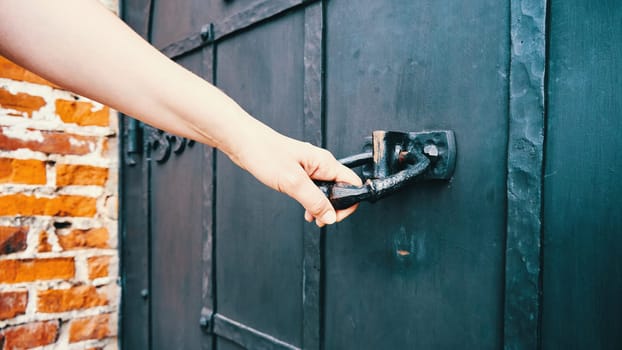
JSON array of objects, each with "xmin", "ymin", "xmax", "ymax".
[{"xmin": 387, "ymin": 130, "xmax": 456, "ymax": 180}]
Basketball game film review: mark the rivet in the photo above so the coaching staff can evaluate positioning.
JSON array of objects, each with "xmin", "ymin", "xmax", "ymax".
[
  {"xmin": 200, "ymin": 24, "xmax": 212, "ymax": 41},
  {"xmin": 199, "ymin": 316, "xmax": 211, "ymax": 328},
  {"xmin": 140, "ymin": 289, "xmax": 149, "ymax": 299},
  {"xmin": 424, "ymin": 144, "xmax": 439, "ymax": 157}
]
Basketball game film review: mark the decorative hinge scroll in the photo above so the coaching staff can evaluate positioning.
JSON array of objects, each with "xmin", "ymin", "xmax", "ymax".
[
  {"xmin": 146, "ymin": 127, "xmax": 195, "ymax": 163},
  {"xmin": 124, "ymin": 120, "xmax": 195, "ymax": 165}
]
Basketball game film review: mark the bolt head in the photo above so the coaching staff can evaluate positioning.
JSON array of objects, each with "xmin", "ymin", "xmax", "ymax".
[
  {"xmin": 199, "ymin": 316, "xmax": 211, "ymax": 328},
  {"xmin": 424, "ymin": 144, "xmax": 439, "ymax": 157},
  {"xmin": 200, "ymin": 25, "xmax": 211, "ymax": 41}
]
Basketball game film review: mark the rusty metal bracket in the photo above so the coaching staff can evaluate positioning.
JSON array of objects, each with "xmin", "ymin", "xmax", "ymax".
[{"xmin": 317, "ymin": 130, "xmax": 456, "ymax": 210}]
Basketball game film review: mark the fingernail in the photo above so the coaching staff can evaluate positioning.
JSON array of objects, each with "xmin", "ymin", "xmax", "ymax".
[{"xmin": 321, "ymin": 211, "xmax": 336, "ymax": 225}]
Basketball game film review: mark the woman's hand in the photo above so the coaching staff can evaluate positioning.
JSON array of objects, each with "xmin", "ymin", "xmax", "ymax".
[{"xmin": 230, "ymin": 128, "xmax": 362, "ymax": 227}]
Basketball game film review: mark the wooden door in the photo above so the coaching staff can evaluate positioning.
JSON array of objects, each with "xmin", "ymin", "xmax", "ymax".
[{"xmin": 120, "ymin": 1, "xmax": 622, "ymax": 349}]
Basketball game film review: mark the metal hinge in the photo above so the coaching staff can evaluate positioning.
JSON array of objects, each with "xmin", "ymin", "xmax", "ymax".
[
  {"xmin": 146, "ymin": 127, "xmax": 195, "ymax": 163},
  {"xmin": 125, "ymin": 118, "xmax": 142, "ymax": 166},
  {"xmin": 199, "ymin": 307, "xmax": 214, "ymax": 333},
  {"xmin": 124, "ymin": 118, "xmax": 195, "ymax": 165},
  {"xmin": 200, "ymin": 309, "xmax": 300, "ymax": 350}
]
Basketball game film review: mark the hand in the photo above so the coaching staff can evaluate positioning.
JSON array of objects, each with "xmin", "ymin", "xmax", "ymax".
[{"xmin": 233, "ymin": 129, "xmax": 362, "ymax": 227}]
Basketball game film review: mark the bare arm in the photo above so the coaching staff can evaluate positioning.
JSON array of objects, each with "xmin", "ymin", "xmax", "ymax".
[{"xmin": 0, "ymin": 0, "xmax": 361, "ymax": 226}]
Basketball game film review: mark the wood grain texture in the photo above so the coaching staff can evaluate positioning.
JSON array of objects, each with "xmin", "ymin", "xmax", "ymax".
[
  {"xmin": 215, "ymin": 11, "xmax": 306, "ymax": 349},
  {"xmin": 542, "ymin": 1, "xmax": 622, "ymax": 348},
  {"xmin": 302, "ymin": 3, "xmax": 323, "ymax": 350},
  {"xmin": 149, "ymin": 52, "xmax": 212, "ymax": 350},
  {"xmin": 120, "ymin": 1, "xmax": 152, "ymax": 348},
  {"xmin": 324, "ymin": 1, "xmax": 510, "ymax": 348}
]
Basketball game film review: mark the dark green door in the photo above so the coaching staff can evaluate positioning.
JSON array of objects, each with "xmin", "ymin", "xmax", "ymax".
[
  {"xmin": 120, "ymin": 0, "xmax": 622, "ymax": 349},
  {"xmin": 323, "ymin": 1, "xmax": 508, "ymax": 348}
]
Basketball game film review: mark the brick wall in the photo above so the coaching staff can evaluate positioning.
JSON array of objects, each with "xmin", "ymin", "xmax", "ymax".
[{"xmin": 0, "ymin": 2, "xmax": 120, "ymax": 349}]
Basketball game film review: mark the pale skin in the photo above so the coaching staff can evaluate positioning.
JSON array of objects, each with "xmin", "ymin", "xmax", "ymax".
[{"xmin": 0, "ymin": 0, "xmax": 362, "ymax": 226}]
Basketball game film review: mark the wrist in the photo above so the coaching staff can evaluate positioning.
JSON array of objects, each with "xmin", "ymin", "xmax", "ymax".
[{"xmin": 219, "ymin": 113, "xmax": 285, "ymax": 170}]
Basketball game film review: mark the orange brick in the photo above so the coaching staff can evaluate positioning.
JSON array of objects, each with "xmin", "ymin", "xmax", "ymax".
[
  {"xmin": 0, "ymin": 226, "xmax": 27, "ymax": 255},
  {"xmin": 69, "ymin": 314, "xmax": 111, "ymax": 343},
  {"xmin": 55, "ymin": 99, "xmax": 110, "ymax": 127},
  {"xmin": 0, "ymin": 56, "xmax": 58, "ymax": 87},
  {"xmin": 56, "ymin": 164, "xmax": 108, "ymax": 186},
  {"xmin": 58, "ymin": 228, "xmax": 109, "ymax": 250},
  {"xmin": 0, "ymin": 194, "xmax": 97, "ymax": 217},
  {"xmin": 0, "ymin": 87, "xmax": 46, "ymax": 117},
  {"xmin": 0, "ymin": 290, "xmax": 28, "ymax": 320},
  {"xmin": 37, "ymin": 285, "xmax": 107, "ymax": 313},
  {"xmin": 38, "ymin": 231, "xmax": 52, "ymax": 253},
  {"xmin": 87, "ymin": 256, "xmax": 110, "ymax": 279},
  {"xmin": 1, "ymin": 320, "xmax": 59, "ymax": 349},
  {"xmin": 0, "ymin": 258, "xmax": 74, "ymax": 284},
  {"xmin": 0, "ymin": 158, "xmax": 46, "ymax": 185},
  {"xmin": 0, "ymin": 127, "xmax": 99, "ymax": 156}
]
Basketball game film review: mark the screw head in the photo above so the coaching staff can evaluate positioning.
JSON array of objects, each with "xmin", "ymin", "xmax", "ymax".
[{"xmin": 140, "ymin": 289, "xmax": 149, "ymax": 299}]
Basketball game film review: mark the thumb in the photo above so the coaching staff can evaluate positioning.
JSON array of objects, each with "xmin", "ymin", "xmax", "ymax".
[{"xmin": 279, "ymin": 167, "xmax": 336, "ymax": 226}]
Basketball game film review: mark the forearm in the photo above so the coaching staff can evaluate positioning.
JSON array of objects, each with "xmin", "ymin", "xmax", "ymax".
[
  {"xmin": 0, "ymin": 0, "xmax": 271, "ymax": 163},
  {"xmin": 0, "ymin": 0, "xmax": 363, "ymax": 225}
]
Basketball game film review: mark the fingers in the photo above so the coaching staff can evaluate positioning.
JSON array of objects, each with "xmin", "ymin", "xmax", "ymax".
[
  {"xmin": 303, "ymin": 148, "xmax": 363, "ymax": 186},
  {"xmin": 335, "ymin": 203, "xmax": 359, "ymax": 222},
  {"xmin": 271, "ymin": 141, "xmax": 363, "ymax": 226},
  {"xmin": 304, "ymin": 210, "xmax": 313, "ymax": 222},
  {"xmin": 305, "ymin": 203, "xmax": 359, "ymax": 225},
  {"xmin": 280, "ymin": 167, "xmax": 338, "ymax": 226},
  {"xmin": 334, "ymin": 162, "xmax": 363, "ymax": 186},
  {"xmin": 298, "ymin": 146, "xmax": 363, "ymax": 226}
]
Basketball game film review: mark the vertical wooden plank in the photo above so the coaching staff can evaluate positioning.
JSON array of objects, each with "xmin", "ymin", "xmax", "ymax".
[
  {"xmin": 149, "ymin": 52, "xmax": 212, "ymax": 350},
  {"xmin": 215, "ymin": 11, "xmax": 306, "ymax": 349},
  {"xmin": 542, "ymin": 1, "xmax": 622, "ymax": 348},
  {"xmin": 324, "ymin": 1, "xmax": 510, "ymax": 348},
  {"xmin": 122, "ymin": 0, "xmax": 153, "ymax": 39},
  {"xmin": 150, "ymin": 0, "xmax": 214, "ymax": 49},
  {"xmin": 120, "ymin": 1, "xmax": 153, "ymax": 349},
  {"xmin": 504, "ymin": 0, "xmax": 547, "ymax": 348},
  {"xmin": 120, "ymin": 123, "xmax": 151, "ymax": 350},
  {"xmin": 302, "ymin": 3, "xmax": 323, "ymax": 350}
]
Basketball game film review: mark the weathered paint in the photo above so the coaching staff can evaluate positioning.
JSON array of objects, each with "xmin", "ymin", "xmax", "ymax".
[
  {"xmin": 121, "ymin": 0, "xmax": 622, "ymax": 349},
  {"xmin": 542, "ymin": 1, "xmax": 622, "ymax": 348},
  {"xmin": 504, "ymin": 0, "xmax": 547, "ymax": 348},
  {"xmin": 301, "ymin": 3, "xmax": 323, "ymax": 350}
]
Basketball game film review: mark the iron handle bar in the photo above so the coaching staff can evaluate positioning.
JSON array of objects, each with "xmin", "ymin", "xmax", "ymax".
[{"xmin": 317, "ymin": 149, "xmax": 431, "ymax": 210}]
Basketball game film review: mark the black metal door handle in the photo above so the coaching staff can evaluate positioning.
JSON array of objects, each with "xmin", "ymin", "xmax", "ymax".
[{"xmin": 316, "ymin": 130, "xmax": 456, "ymax": 210}]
